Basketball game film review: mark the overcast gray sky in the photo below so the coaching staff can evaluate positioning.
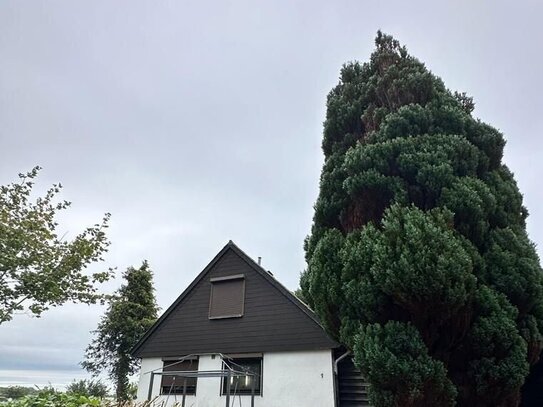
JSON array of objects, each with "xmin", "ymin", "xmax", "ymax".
[{"xmin": 1, "ymin": 0, "xmax": 542, "ymax": 389}]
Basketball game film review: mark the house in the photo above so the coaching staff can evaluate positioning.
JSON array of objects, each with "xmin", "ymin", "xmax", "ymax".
[{"xmin": 132, "ymin": 241, "xmax": 369, "ymax": 407}]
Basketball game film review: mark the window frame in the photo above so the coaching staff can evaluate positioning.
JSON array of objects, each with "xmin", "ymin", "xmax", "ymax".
[
  {"xmin": 220, "ymin": 356, "xmax": 263, "ymax": 396},
  {"xmin": 160, "ymin": 357, "xmax": 199, "ymax": 396},
  {"xmin": 208, "ymin": 274, "xmax": 246, "ymax": 320}
]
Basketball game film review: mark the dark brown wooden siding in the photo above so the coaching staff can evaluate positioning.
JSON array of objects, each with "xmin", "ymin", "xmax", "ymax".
[{"xmin": 135, "ymin": 247, "xmax": 337, "ymax": 357}]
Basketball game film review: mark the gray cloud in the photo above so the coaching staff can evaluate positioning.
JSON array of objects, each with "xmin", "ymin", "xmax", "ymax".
[{"xmin": 1, "ymin": 0, "xmax": 542, "ymax": 387}]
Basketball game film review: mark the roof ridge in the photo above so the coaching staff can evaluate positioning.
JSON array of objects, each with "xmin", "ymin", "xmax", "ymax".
[
  {"xmin": 131, "ymin": 241, "xmax": 233, "ymax": 356},
  {"xmin": 131, "ymin": 241, "xmax": 337, "ymax": 357},
  {"xmin": 225, "ymin": 241, "xmax": 333, "ymax": 335}
]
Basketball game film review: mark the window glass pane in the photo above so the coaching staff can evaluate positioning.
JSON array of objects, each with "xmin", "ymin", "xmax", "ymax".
[
  {"xmin": 161, "ymin": 359, "xmax": 198, "ymax": 395},
  {"xmin": 222, "ymin": 358, "xmax": 262, "ymax": 395}
]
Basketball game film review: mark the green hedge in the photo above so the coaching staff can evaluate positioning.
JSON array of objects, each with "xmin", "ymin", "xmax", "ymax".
[
  {"xmin": 0, "ymin": 393, "xmax": 180, "ymax": 407},
  {"xmin": 0, "ymin": 392, "xmax": 101, "ymax": 407}
]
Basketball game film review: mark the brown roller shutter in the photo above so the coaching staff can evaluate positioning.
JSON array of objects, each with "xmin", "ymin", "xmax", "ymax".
[{"xmin": 209, "ymin": 275, "xmax": 245, "ymax": 319}]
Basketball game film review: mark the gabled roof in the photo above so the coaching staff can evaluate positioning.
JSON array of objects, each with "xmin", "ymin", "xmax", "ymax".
[{"xmin": 131, "ymin": 241, "xmax": 337, "ymax": 357}]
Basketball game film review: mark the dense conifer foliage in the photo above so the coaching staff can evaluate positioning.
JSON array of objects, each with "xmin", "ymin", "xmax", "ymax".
[
  {"xmin": 83, "ymin": 262, "xmax": 158, "ymax": 401},
  {"xmin": 302, "ymin": 32, "xmax": 543, "ymax": 407}
]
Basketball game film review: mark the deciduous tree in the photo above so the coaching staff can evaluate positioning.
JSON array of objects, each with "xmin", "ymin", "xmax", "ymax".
[
  {"xmin": 66, "ymin": 379, "xmax": 109, "ymax": 399},
  {"xmin": 0, "ymin": 167, "xmax": 112, "ymax": 324}
]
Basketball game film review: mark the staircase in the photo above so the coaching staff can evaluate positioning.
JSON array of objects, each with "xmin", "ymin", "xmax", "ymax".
[{"xmin": 337, "ymin": 356, "xmax": 371, "ymax": 407}]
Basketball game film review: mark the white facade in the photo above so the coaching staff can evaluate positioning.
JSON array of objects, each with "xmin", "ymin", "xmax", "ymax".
[{"xmin": 136, "ymin": 350, "xmax": 336, "ymax": 407}]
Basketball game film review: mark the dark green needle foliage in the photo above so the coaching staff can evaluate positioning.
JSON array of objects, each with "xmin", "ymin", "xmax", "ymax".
[
  {"xmin": 82, "ymin": 261, "xmax": 158, "ymax": 401},
  {"xmin": 302, "ymin": 32, "xmax": 543, "ymax": 407}
]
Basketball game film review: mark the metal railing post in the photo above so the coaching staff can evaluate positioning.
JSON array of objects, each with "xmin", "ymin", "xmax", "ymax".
[
  {"xmin": 147, "ymin": 372, "xmax": 155, "ymax": 401},
  {"xmin": 251, "ymin": 374, "xmax": 255, "ymax": 407},
  {"xmin": 226, "ymin": 371, "xmax": 231, "ymax": 407}
]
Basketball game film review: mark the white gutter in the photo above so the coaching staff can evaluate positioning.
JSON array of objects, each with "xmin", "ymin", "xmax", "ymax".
[{"xmin": 333, "ymin": 350, "xmax": 351, "ymax": 374}]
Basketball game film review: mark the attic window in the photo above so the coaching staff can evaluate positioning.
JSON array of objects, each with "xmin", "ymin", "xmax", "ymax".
[{"xmin": 209, "ymin": 274, "xmax": 245, "ymax": 319}]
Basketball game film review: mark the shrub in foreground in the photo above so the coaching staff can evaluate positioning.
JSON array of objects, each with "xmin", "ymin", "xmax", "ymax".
[{"xmin": 0, "ymin": 392, "xmax": 185, "ymax": 407}]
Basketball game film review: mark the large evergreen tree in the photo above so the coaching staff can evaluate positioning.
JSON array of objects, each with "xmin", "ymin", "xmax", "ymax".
[
  {"xmin": 302, "ymin": 32, "xmax": 543, "ymax": 407},
  {"xmin": 83, "ymin": 261, "xmax": 158, "ymax": 401}
]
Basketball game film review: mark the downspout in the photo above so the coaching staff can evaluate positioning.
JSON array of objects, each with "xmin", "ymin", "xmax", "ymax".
[
  {"xmin": 334, "ymin": 350, "xmax": 350, "ymax": 374},
  {"xmin": 333, "ymin": 350, "xmax": 351, "ymax": 407}
]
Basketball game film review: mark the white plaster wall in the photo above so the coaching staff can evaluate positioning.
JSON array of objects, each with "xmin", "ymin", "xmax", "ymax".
[
  {"xmin": 136, "ymin": 358, "xmax": 161, "ymax": 401},
  {"xmin": 260, "ymin": 350, "xmax": 335, "ymax": 407},
  {"xmin": 136, "ymin": 350, "xmax": 335, "ymax": 407}
]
